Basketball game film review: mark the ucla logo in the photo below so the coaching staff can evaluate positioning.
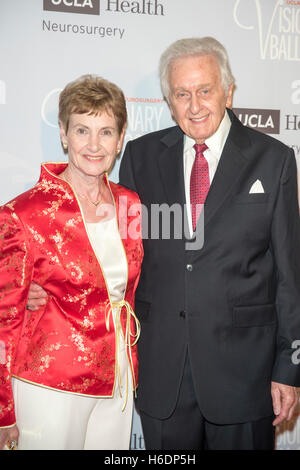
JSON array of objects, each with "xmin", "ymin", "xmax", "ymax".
[
  {"xmin": 233, "ymin": 108, "xmax": 280, "ymax": 134},
  {"xmin": 43, "ymin": 0, "xmax": 100, "ymax": 15}
]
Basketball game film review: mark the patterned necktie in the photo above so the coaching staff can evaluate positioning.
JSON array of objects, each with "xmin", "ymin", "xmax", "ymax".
[{"xmin": 190, "ymin": 143, "xmax": 209, "ymax": 232}]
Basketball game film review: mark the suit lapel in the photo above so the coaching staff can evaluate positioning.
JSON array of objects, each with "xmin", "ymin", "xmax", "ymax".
[
  {"xmin": 154, "ymin": 113, "xmax": 253, "ymax": 250},
  {"xmin": 157, "ymin": 126, "xmax": 186, "ymax": 207},
  {"xmin": 199, "ymin": 110, "xmax": 251, "ymax": 229},
  {"xmin": 187, "ymin": 110, "xmax": 254, "ymax": 261}
]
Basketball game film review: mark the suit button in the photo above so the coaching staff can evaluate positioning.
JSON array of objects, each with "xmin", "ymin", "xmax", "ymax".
[
  {"xmin": 179, "ymin": 310, "xmax": 186, "ymax": 318},
  {"xmin": 186, "ymin": 264, "xmax": 193, "ymax": 272}
]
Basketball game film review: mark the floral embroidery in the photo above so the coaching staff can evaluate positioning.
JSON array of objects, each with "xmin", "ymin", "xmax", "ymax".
[
  {"xmin": 27, "ymin": 226, "xmax": 46, "ymax": 245},
  {"xmin": 81, "ymin": 308, "xmax": 97, "ymax": 330},
  {"xmin": 0, "ymin": 307, "xmax": 18, "ymax": 328},
  {"xmin": 66, "ymin": 261, "xmax": 84, "ymax": 281}
]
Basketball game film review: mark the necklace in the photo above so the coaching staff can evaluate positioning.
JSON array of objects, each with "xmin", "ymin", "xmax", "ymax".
[
  {"xmin": 61, "ymin": 173, "xmax": 102, "ymax": 207},
  {"xmin": 79, "ymin": 193, "xmax": 102, "ymax": 207}
]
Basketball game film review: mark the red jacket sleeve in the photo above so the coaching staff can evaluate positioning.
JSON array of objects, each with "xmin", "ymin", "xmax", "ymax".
[{"xmin": 0, "ymin": 205, "xmax": 33, "ymax": 427}]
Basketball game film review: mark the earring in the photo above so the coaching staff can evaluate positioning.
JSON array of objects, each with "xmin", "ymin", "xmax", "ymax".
[{"xmin": 62, "ymin": 142, "xmax": 68, "ymax": 150}]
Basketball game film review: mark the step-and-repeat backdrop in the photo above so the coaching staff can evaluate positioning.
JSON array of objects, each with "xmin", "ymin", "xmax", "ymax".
[{"xmin": 0, "ymin": 0, "xmax": 299, "ymax": 450}]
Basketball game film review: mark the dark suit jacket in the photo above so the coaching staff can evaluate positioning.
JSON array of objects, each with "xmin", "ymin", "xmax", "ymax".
[{"xmin": 119, "ymin": 109, "xmax": 300, "ymax": 424}]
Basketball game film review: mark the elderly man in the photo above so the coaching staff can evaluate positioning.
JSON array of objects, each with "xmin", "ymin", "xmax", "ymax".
[
  {"xmin": 28, "ymin": 37, "xmax": 300, "ymax": 450},
  {"xmin": 119, "ymin": 37, "xmax": 300, "ymax": 450}
]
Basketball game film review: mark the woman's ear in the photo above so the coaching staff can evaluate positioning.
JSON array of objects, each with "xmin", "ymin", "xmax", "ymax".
[
  {"xmin": 117, "ymin": 126, "xmax": 126, "ymax": 153},
  {"xmin": 59, "ymin": 121, "xmax": 68, "ymax": 150}
]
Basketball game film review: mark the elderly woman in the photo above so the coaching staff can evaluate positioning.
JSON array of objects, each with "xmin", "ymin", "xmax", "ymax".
[{"xmin": 0, "ymin": 75, "xmax": 143, "ymax": 450}]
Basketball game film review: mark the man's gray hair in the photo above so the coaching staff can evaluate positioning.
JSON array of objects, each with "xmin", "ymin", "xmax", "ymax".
[{"xmin": 159, "ymin": 37, "xmax": 235, "ymax": 101}]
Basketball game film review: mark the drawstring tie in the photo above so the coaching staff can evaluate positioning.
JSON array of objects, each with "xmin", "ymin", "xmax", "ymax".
[{"xmin": 105, "ymin": 300, "xmax": 140, "ymax": 411}]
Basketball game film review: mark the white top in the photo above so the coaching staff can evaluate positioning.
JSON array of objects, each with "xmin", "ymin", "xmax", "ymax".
[
  {"xmin": 86, "ymin": 216, "xmax": 129, "ymax": 375},
  {"xmin": 183, "ymin": 110, "xmax": 232, "ymax": 236},
  {"xmin": 87, "ymin": 216, "xmax": 135, "ymax": 407},
  {"xmin": 86, "ymin": 217, "xmax": 127, "ymax": 303}
]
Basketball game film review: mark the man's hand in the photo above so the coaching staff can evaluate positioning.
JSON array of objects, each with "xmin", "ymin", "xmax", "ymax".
[
  {"xmin": 27, "ymin": 282, "xmax": 48, "ymax": 311},
  {"xmin": 271, "ymin": 381, "xmax": 299, "ymax": 426},
  {"xmin": 0, "ymin": 425, "xmax": 19, "ymax": 450}
]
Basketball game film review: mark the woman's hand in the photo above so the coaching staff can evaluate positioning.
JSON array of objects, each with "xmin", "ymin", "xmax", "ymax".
[
  {"xmin": 0, "ymin": 425, "xmax": 19, "ymax": 450},
  {"xmin": 27, "ymin": 282, "xmax": 48, "ymax": 311}
]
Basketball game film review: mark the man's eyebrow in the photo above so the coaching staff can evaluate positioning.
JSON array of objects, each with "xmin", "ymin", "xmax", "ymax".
[{"xmin": 173, "ymin": 83, "xmax": 212, "ymax": 90}]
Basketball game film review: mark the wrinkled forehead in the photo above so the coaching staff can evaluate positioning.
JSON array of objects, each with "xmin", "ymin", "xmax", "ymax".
[{"xmin": 168, "ymin": 54, "xmax": 222, "ymax": 89}]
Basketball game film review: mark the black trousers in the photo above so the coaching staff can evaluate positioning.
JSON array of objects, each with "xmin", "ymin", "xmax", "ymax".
[{"xmin": 140, "ymin": 356, "xmax": 275, "ymax": 450}]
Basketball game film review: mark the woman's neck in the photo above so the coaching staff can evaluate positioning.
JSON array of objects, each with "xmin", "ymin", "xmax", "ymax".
[{"xmin": 61, "ymin": 165, "xmax": 104, "ymax": 204}]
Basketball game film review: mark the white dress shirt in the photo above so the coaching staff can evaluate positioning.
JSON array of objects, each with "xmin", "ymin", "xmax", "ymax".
[{"xmin": 184, "ymin": 110, "xmax": 232, "ymax": 236}]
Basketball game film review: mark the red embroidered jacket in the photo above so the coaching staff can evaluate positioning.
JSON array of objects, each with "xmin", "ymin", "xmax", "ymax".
[{"xmin": 0, "ymin": 163, "xmax": 143, "ymax": 428}]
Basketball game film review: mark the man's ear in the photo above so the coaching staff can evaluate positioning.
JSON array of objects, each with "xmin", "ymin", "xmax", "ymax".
[{"xmin": 226, "ymin": 84, "xmax": 234, "ymax": 109}]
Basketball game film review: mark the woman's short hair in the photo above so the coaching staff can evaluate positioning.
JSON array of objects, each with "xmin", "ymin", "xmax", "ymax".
[
  {"xmin": 59, "ymin": 74, "xmax": 127, "ymax": 135},
  {"xmin": 159, "ymin": 37, "xmax": 235, "ymax": 101}
]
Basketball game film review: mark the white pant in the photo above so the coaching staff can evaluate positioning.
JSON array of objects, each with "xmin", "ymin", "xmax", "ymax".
[{"xmin": 12, "ymin": 375, "xmax": 133, "ymax": 450}]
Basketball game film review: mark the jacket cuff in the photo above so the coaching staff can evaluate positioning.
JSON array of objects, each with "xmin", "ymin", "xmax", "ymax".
[
  {"xmin": 272, "ymin": 353, "xmax": 300, "ymax": 387},
  {"xmin": 0, "ymin": 399, "xmax": 16, "ymax": 428}
]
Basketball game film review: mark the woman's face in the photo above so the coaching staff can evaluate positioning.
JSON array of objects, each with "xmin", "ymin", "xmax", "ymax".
[{"xmin": 60, "ymin": 111, "xmax": 124, "ymax": 179}]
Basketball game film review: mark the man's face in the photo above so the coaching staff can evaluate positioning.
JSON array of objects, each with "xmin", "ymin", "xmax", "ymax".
[{"xmin": 168, "ymin": 54, "xmax": 233, "ymax": 143}]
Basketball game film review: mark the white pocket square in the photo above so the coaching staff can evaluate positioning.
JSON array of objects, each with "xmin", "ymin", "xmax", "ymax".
[{"xmin": 249, "ymin": 179, "xmax": 264, "ymax": 194}]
